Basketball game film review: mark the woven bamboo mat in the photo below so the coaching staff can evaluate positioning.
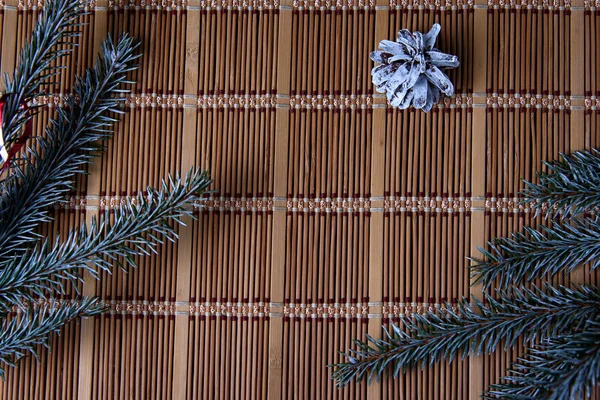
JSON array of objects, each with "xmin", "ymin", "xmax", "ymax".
[{"xmin": 0, "ymin": 0, "xmax": 598, "ymax": 398}]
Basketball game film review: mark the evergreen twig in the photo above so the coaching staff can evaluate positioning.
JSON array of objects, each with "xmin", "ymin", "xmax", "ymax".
[
  {"xmin": 470, "ymin": 216, "xmax": 600, "ymax": 289},
  {"xmin": 1, "ymin": 0, "xmax": 84, "ymax": 146},
  {"xmin": 521, "ymin": 150, "xmax": 600, "ymax": 219},
  {"xmin": 0, "ymin": 169, "xmax": 211, "ymax": 311},
  {"xmin": 337, "ymin": 146, "xmax": 600, "ymax": 397},
  {"xmin": 0, "ymin": 297, "xmax": 104, "ymax": 379},
  {"xmin": 485, "ymin": 322, "xmax": 600, "ymax": 400},
  {"xmin": 0, "ymin": 34, "xmax": 140, "ymax": 263},
  {"xmin": 0, "ymin": 0, "xmax": 213, "ymax": 378},
  {"xmin": 332, "ymin": 285, "xmax": 600, "ymax": 387}
]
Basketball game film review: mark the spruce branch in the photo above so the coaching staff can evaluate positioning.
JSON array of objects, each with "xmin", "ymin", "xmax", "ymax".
[
  {"xmin": 521, "ymin": 149, "xmax": 600, "ymax": 219},
  {"xmin": 485, "ymin": 322, "xmax": 600, "ymax": 400},
  {"xmin": 1, "ymin": 0, "xmax": 85, "ymax": 146},
  {"xmin": 338, "ymin": 148, "xmax": 600, "ymax": 395},
  {"xmin": 0, "ymin": 169, "xmax": 211, "ymax": 311},
  {"xmin": 0, "ymin": 0, "xmax": 217, "ymax": 381},
  {"xmin": 0, "ymin": 297, "xmax": 103, "ymax": 379},
  {"xmin": 470, "ymin": 216, "xmax": 600, "ymax": 289},
  {"xmin": 332, "ymin": 285, "xmax": 600, "ymax": 387},
  {"xmin": 0, "ymin": 34, "xmax": 140, "ymax": 262}
]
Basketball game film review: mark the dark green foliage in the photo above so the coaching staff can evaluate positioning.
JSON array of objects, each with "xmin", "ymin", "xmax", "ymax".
[
  {"xmin": 470, "ymin": 218, "xmax": 600, "ymax": 289},
  {"xmin": 1, "ymin": 0, "xmax": 84, "ymax": 146},
  {"xmin": 485, "ymin": 322, "xmax": 600, "ymax": 399},
  {"xmin": 0, "ymin": 0, "xmax": 212, "ymax": 378},
  {"xmin": 0, "ymin": 298, "xmax": 104, "ymax": 380},
  {"xmin": 522, "ymin": 149, "xmax": 600, "ymax": 219},
  {"xmin": 333, "ymin": 285, "xmax": 600, "ymax": 386},
  {"xmin": 333, "ymin": 149, "xmax": 600, "ymax": 398},
  {"xmin": 0, "ymin": 33, "xmax": 139, "ymax": 261},
  {"xmin": 0, "ymin": 169, "xmax": 211, "ymax": 312}
]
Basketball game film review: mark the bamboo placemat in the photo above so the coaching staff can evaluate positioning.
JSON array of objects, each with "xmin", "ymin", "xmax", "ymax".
[{"xmin": 0, "ymin": 0, "xmax": 597, "ymax": 398}]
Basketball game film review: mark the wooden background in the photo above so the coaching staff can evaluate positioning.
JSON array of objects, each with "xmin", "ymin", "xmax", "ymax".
[{"xmin": 0, "ymin": 0, "xmax": 598, "ymax": 398}]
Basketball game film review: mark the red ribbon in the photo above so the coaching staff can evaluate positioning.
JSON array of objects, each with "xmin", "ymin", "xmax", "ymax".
[{"xmin": 0, "ymin": 96, "xmax": 33, "ymax": 173}]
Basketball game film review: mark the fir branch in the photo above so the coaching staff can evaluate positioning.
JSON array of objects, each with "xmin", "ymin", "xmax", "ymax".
[
  {"xmin": 0, "ymin": 297, "xmax": 103, "ymax": 379},
  {"xmin": 521, "ymin": 150, "xmax": 600, "ymax": 219},
  {"xmin": 331, "ymin": 285, "xmax": 600, "ymax": 387},
  {"xmin": 0, "ymin": 34, "xmax": 140, "ymax": 262},
  {"xmin": 485, "ymin": 321, "xmax": 600, "ymax": 400},
  {"xmin": 0, "ymin": 169, "xmax": 211, "ymax": 311},
  {"xmin": 470, "ymin": 216, "xmax": 600, "ymax": 289},
  {"xmin": 1, "ymin": 0, "xmax": 85, "ymax": 146}
]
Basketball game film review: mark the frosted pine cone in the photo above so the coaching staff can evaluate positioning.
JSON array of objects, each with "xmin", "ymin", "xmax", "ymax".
[{"xmin": 370, "ymin": 23, "xmax": 459, "ymax": 112}]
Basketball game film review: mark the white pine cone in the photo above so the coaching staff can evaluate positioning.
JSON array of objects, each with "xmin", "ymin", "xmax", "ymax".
[{"xmin": 370, "ymin": 24, "xmax": 459, "ymax": 112}]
